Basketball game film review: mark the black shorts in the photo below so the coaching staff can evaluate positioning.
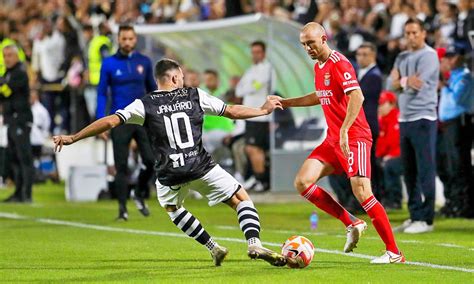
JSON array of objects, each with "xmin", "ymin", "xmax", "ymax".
[{"xmin": 245, "ymin": 121, "xmax": 269, "ymax": 150}]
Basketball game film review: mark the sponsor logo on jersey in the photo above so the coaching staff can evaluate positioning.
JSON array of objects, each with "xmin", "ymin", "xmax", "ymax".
[
  {"xmin": 156, "ymin": 101, "xmax": 193, "ymax": 114},
  {"xmin": 316, "ymin": 90, "xmax": 333, "ymax": 105},
  {"xmin": 344, "ymin": 72, "xmax": 352, "ymax": 80},
  {"xmin": 343, "ymin": 79, "xmax": 358, "ymax": 86},
  {"xmin": 324, "ymin": 72, "xmax": 331, "ymax": 86},
  {"xmin": 315, "ymin": 90, "xmax": 333, "ymax": 98},
  {"xmin": 115, "ymin": 69, "xmax": 122, "ymax": 76}
]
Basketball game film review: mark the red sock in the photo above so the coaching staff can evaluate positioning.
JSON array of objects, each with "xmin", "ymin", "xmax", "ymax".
[
  {"xmin": 361, "ymin": 195, "xmax": 399, "ymax": 254},
  {"xmin": 301, "ymin": 184, "xmax": 357, "ymax": 227}
]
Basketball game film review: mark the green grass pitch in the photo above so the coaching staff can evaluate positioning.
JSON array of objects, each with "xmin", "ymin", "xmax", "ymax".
[{"xmin": 0, "ymin": 183, "xmax": 473, "ymax": 283}]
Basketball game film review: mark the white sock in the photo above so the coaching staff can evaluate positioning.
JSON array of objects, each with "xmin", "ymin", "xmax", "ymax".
[
  {"xmin": 248, "ymin": 237, "xmax": 262, "ymax": 248},
  {"xmin": 205, "ymin": 238, "xmax": 217, "ymax": 251}
]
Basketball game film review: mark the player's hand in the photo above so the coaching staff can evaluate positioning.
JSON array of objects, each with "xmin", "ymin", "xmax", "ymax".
[
  {"xmin": 261, "ymin": 96, "xmax": 283, "ymax": 114},
  {"xmin": 407, "ymin": 74, "xmax": 424, "ymax": 90},
  {"xmin": 267, "ymin": 95, "xmax": 285, "ymax": 108},
  {"xmin": 53, "ymin": 135, "xmax": 74, "ymax": 152},
  {"xmin": 339, "ymin": 130, "xmax": 350, "ymax": 158}
]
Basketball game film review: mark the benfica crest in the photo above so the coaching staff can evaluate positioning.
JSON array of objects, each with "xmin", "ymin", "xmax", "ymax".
[
  {"xmin": 137, "ymin": 64, "xmax": 144, "ymax": 74},
  {"xmin": 324, "ymin": 72, "xmax": 331, "ymax": 86}
]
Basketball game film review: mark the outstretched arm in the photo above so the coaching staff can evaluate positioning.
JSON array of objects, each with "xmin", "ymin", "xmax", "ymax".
[
  {"xmin": 276, "ymin": 92, "xmax": 320, "ymax": 108},
  {"xmin": 223, "ymin": 96, "xmax": 282, "ymax": 119},
  {"xmin": 53, "ymin": 115, "xmax": 122, "ymax": 152},
  {"xmin": 339, "ymin": 89, "xmax": 364, "ymax": 157}
]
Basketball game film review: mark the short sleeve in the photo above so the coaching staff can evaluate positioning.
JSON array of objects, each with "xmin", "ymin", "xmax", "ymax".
[
  {"xmin": 115, "ymin": 99, "xmax": 146, "ymax": 125},
  {"xmin": 197, "ymin": 88, "xmax": 226, "ymax": 116},
  {"xmin": 333, "ymin": 59, "xmax": 361, "ymax": 94}
]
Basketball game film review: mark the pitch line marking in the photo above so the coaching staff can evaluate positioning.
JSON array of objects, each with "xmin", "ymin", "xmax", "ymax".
[
  {"xmin": 215, "ymin": 225, "xmax": 474, "ymax": 252},
  {"xmin": 0, "ymin": 212, "xmax": 473, "ymax": 274}
]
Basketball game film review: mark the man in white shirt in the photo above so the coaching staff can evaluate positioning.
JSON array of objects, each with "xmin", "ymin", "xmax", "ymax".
[
  {"xmin": 30, "ymin": 90, "xmax": 51, "ymax": 178},
  {"xmin": 31, "ymin": 20, "xmax": 66, "ymax": 134},
  {"xmin": 235, "ymin": 41, "xmax": 276, "ymax": 192}
]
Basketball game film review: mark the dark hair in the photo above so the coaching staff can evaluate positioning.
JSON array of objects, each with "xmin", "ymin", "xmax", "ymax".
[
  {"xmin": 118, "ymin": 24, "xmax": 135, "ymax": 36},
  {"xmin": 154, "ymin": 58, "xmax": 180, "ymax": 80},
  {"xmin": 358, "ymin": 42, "xmax": 377, "ymax": 53},
  {"xmin": 82, "ymin": 24, "xmax": 93, "ymax": 31},
  {"xmin": 204, "ymin": 69, "xmax": 218, "ymax": 77},
  {"xmin": 251, "ymin": 40, "xmax": 266, "ymax": 52},
  {"xmin": 404, "ymin": 18, "xmax": 425, "ymax": 31}
]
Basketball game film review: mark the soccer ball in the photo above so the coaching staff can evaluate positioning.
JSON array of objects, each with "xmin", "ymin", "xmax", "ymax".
[{"xmin": 281, "ymin": 235, "xmax": 315, "ymax": 268}]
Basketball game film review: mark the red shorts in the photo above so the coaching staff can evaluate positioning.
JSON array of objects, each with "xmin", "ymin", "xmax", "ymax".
[{"xmin": 308, "ymin": 138, "xmax": 372, "ymax": 178}]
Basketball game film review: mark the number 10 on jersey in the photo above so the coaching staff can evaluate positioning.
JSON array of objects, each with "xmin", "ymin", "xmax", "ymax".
[{"xmin": 164, "ymin": 112, "xmax": 195, "ymax": 168}]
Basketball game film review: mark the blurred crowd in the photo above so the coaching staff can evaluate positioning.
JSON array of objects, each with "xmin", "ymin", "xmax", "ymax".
[
  {"xmin": 0, "ymin": 0, "xmax": 472, "ymax": 132},
  {"xmin": 0, "ymin": 0, "xmax": 473, "ymax": 219}
]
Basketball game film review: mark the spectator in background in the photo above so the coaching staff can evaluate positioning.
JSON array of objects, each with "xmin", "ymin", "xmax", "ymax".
[
  {"xmin": 201, "ymin": 69, "xmax": 234, "ymax": 155},
  {"xmin": 151, "ymin": 0, "xmax": 178, "ymax": 23},
  {"xmin": 80, "ymin": 24, "xmax": 95, "ymax": 121},
  {"xmin": 223, "ymin": 75, "xmax": 241, "ymax": 104},
  {"xmin": 57, "ymin": 15, "xmax": 82, "ymax": 77},
  {"xmin": 0, "ymin": 45, "xmax": 33, "ymax": 203},
  {"xmin": 437, "ymin": 45, "xmax": 473, "ymax": 218},
  {"xmin": 225, "ymin": 0, "xmax": 252, "ymax": 18},
  {"xmin": 31, "ymin": 19, "xmax": 66, "ymax": 134},
  {"xmin": 453, "ymin": 0, "xmax": 474, "ymax": 51},
  {"xmin": 30, "ymin": 89, "xmax": 50, "ymax": 182},
  {"xmin": 290, "ymin": 0, "xmax": 318, "ymax": 24},
  {"xmin": 175, "ymin": 0, "xmax": 201, "ymax": 24},
  {"xmin": 433, "ymin": 1, "xmax": 457, "ymax": 47},
  {"xmin": 86, "ymin": 22, "xmax": 113, "ymax": 120},
  {"xmin": 96, "ymin": 25, "xmax": 157, "ymax": 221},
  {"xmin": 376, "ymin": 91, "xmax": 402, "ymax": 210},
  {"xmin": 236, "ymin": 41, "xmax": 276, "ymax": 192},
  {"xmin": 0, "ymin": 29, "xmax": 26, "ymax": 76},
  {"xmin": 222, "ymin": 75, "xmax": 247, "ymax": 183},
  {"xmin": 328, "ymin": 13, "xmax": 349, "ymax": 56},
  {"xmin": 389, "ymin": 0, "xmax": 414, "ymax": 39},
  {"xmin": 356, "ymin": 42, "xmax": 383, "ymax": 197},
  {"xmin": 184, "ymin": 68, "xmax": 201, "ymax": 88},
  {"xmin": 390, "ymin": 18, "xmax": 439, "ymax": 234}
]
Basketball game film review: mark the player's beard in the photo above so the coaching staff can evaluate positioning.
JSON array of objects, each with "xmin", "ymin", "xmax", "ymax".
[{"xmin": 120, "ymin": 44, "xmax": 135, "ymax": 55}]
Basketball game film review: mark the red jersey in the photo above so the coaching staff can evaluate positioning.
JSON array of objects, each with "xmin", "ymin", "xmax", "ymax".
[
  {"xmin": 376, "ymin": 108, "xmax": 401, "ymax": 158},
  {"xmin": 314, "ymin": 51, "xmax": 372, "ymax": 142}
]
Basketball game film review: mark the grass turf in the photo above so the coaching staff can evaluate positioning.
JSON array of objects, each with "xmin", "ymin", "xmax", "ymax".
[{"xmin": 0, "ymin": 182, "xmax": 473, "ymax": 283}]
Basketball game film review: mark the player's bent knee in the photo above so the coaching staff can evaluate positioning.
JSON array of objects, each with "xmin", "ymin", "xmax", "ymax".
[
  {"xmin": 294, "ymin": 175, "xmax": 312, "ymax": 193},
  {"xmin": 224, "ymin": 187, "xmax": 251, "ymax": 209}
]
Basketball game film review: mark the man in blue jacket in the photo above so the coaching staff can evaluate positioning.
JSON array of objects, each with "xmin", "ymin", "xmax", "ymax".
[
  {"xmin": 96, "ymin": 25, "xmax": 157, "ymax": 221},
  {"xmin": 438, "ymin": 45, "xmax": 473, "ymax": 218}
]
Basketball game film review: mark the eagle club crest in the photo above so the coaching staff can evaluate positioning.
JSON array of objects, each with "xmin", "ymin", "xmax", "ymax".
[
  {"xmin": 137, "ymin": 64, "xmax": 144, "ymax": 74},
  {"xmin": 324, "ymin": 72, "xmax": 331, "ymax": 86}
]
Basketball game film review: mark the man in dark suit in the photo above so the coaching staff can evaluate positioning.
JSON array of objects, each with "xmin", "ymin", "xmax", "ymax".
[
  {"xmin": 328, "ymin": 42, "xmax": 384, "ymax": 212},
  {"xmin": 356, "ymin": 42, "xmax": 383, "ymax": 199}
]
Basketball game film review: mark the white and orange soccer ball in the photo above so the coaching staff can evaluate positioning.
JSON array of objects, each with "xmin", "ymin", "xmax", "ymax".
[{"xmin": 281, "ymin": 235, "xmax": 315, "ymax": 268}]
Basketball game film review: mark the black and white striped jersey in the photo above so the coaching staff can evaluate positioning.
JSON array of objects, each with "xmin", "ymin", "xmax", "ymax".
[{"xmin": 116, "ymin": 87, "xmax": 227, "ymax": 186}]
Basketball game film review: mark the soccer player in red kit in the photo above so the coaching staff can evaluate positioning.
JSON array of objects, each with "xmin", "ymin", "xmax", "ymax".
[{"xmin": 272, "ymin": 22, "xmax": 404, "ymax": 264}]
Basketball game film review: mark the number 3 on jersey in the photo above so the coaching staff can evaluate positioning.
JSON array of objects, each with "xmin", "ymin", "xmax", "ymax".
[{"xmin": 164, "ymin": 112, "xmax": 194, "ymax": 167}]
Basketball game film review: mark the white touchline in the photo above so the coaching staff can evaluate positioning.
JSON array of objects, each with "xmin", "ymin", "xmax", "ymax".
[
  {"xmin": 215, "ymin": 225, "xmax": 474, "ymax": 252},
  {"xmin": 1, "ymin": 212, "xmax": 473, "ymax": 274}
]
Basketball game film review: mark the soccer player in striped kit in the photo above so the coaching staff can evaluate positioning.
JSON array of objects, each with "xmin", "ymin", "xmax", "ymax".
[
  {"xmin": 52, "ymin": 59, "xmax": 286, "ymax": 267},
  {"xmin": 272, "ymin": 22, "xmax": 404, "ymax": 264}
]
